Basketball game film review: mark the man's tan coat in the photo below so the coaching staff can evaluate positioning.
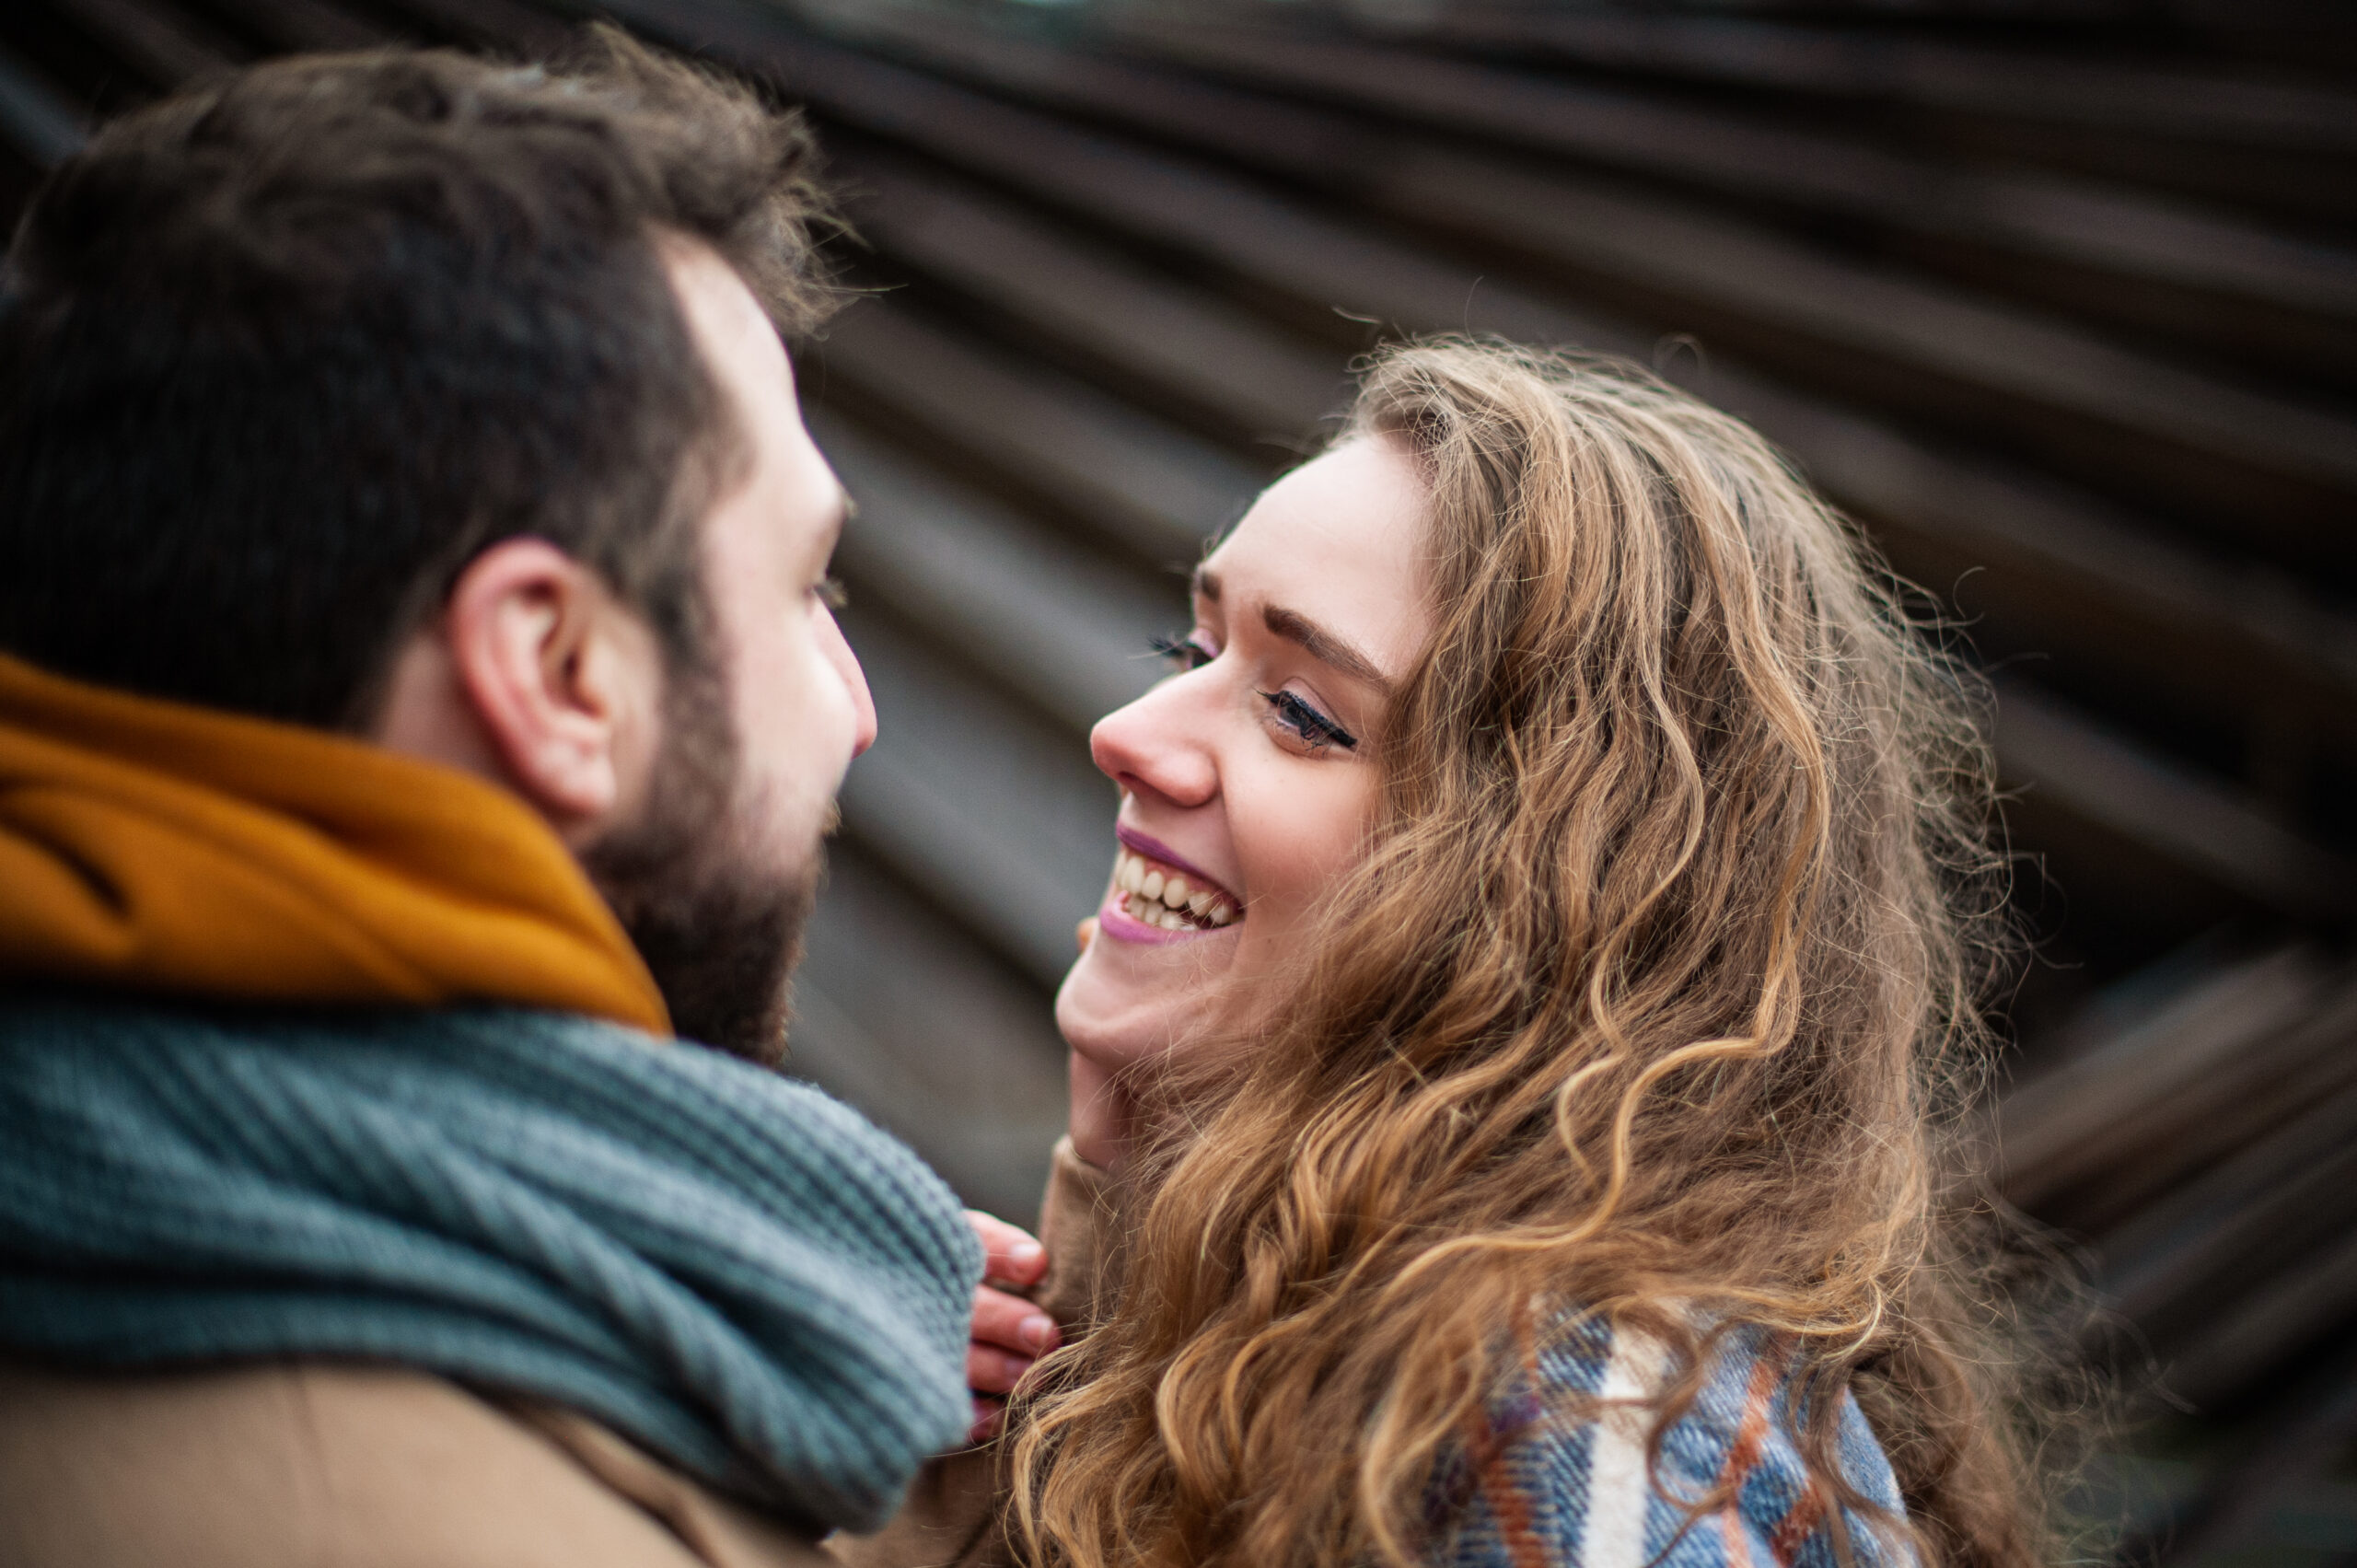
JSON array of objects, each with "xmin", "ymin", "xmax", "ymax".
[
  {"xmin": 0, "ymin": 1357, "xmax": 830, "ymax": 1568},
  {"xmin": 0, "ymin": 1142, "xmax": 1110, "ymax": 1568}
]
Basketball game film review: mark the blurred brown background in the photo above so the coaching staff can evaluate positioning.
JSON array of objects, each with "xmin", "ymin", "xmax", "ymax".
[{"xmin": 2, "ymin": 0, "xmax": 2352, "ymax": 1558}]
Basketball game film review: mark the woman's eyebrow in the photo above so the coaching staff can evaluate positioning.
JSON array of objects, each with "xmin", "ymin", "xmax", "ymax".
[
  {"xmin": 1261, "ymin": 605, "xmax": 1390, "ymax": 691},
  {"xmin": 1194, "ymin": 567, "xmax": 1390, "ymax": 691}
]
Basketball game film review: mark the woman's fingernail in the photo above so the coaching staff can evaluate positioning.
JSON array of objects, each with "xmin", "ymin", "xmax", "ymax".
[
  {"xmin": 1021, "ymin": 1313, "xmax": 1056, "ymax": 1353},
  {"xmin": 1010, "ymin": 1239, "xmax": 1044, "ymax": 1269}
]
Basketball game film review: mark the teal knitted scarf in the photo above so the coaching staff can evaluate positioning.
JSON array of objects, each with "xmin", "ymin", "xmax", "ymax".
[{"xmin": 0, "ymin": 997, "xmax": 982, "ymax": 1533}]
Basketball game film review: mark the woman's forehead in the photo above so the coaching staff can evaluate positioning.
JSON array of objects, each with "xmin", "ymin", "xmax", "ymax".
[
  {"xmin": 1201, "ymin": 438, "xmax": 1433, "ymax": 677},
  {"xmin": 1208, "ymin": 440, "xmax": 1425, "ymax": 575}
]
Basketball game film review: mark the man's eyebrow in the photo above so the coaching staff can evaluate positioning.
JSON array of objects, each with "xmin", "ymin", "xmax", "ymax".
[
  {"xmin": 1262, "ymin": 605, "xmax": 1389, "ymax": 691},
  {"xmin": 1192, "ymin": 567, "xmax": 1220, "ymax": 603}
]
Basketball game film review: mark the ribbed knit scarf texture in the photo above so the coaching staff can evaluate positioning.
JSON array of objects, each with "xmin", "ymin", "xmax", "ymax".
[{"xmin": 0, "ymin": 996, "xmax": 984, "ymax": 1534}]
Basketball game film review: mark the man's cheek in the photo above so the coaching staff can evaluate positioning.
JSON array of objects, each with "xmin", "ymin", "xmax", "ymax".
[{"xmin": 731, "ymin": 636, "xmax": 801, "ymax": 749}]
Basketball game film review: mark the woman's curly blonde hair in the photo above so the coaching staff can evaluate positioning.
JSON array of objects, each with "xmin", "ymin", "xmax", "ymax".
[{"xmin": 1008, "ymin": 340, "xmax": 2056, "ymax": 1568}]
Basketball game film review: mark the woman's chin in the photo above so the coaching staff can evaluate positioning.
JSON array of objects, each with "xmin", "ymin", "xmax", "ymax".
[
  {"xmin": 1055, "ymin": 921, "xmax": 1242, "ymax": 1071},
  {"xmin": 1053, "ymin": 950, "xmax": 1166, "ymax": 1070}
]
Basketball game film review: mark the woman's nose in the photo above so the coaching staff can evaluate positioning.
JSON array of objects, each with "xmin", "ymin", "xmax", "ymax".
[{"xmin": 1090, "ymin": 681, "xmax": 1217, "ymax": 808}]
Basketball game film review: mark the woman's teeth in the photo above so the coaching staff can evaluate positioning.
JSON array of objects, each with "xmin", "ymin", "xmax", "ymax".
[{"xmin": 1112, "ymin": 850, "xmax": 1238, "ymax": 932}]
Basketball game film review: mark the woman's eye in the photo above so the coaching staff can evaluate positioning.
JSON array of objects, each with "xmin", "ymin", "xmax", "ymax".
[
  {"xmin": 1259, "ymin": 690, "xmax": 1359, "ymax": 752},
  {"xmin": 813, "ymin": 575, "xmax": 848, "ymax": 610},
  {"xmin": 1150, "ymin": 633, "xmax": 1214, "ymax": 671}
]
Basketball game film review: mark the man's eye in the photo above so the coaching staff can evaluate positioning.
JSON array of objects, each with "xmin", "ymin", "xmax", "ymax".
[
  {"xmin": 1259, "ymin": 690, "xmax": 1358, "ymax": 752},
  {"xmin": 1149, "ymin": 633, "xmax": 1213, "ymax": 671},
  {"xmin": 815, "ymin": 575, "xmax": 848, "ymax": 610}
]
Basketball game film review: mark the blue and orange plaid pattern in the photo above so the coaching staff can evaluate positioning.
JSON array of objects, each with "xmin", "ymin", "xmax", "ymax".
[{"xmin": 1437, "ymin": 1318, "xmax": 1913, "ymax": 1568}]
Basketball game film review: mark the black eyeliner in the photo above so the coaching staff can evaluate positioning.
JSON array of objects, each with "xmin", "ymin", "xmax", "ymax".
[
  {"xmin": 1149, "ymin": 634, "xmax": 1355, "ymax": 750},
  {"xmin": 1260, "ymin": 690, "xmax": 1358, "ymax": 751}
]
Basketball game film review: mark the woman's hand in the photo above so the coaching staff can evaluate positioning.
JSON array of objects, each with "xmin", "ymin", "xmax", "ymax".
[{"xmin": 965, "ymin": 1209, "xmax": 1057, "ymax": 1443}]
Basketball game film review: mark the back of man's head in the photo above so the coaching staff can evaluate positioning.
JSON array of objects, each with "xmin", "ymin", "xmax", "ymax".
[{"xmin": 0, "ymin": 31, "xmax": 834, "ymax": 729}]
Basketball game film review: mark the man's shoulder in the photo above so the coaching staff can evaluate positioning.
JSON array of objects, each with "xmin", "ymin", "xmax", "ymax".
[{"xmin": 0, "ymin": 1356, "xmax": 830, "ymax": 1568}]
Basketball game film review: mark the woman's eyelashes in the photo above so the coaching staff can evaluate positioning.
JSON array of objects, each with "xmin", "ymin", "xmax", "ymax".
[
  {"xmin": 1149, "ymin": 633, "xmax": 1359, "ymax": 752},
  {"xmin": 1150, "ymin": 633, "xmax": 1215, "ymax": 672},
  {"xmin": 1260, "ymin": 690, "xmax": 1358, "ymax": 752}
]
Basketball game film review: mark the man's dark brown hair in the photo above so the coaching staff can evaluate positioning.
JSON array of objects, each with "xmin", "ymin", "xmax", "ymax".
[{"xmin": 0, "ymin": 29, "xmax": 837, "ymax": 727}]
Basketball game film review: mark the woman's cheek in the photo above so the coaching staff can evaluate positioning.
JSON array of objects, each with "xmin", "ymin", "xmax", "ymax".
[{"xmin": 1236, "ymin": 766, "xmax": 1380, "ymax": 943}]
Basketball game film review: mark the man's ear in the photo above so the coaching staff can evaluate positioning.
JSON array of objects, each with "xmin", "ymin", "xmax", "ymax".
[{"xmin": 392, "ymin": 538, "xmax": 664, "ymax": 838}]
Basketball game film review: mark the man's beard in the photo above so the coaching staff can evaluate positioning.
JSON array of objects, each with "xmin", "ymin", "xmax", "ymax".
[{"xmin": 580, "ymin": 655, "xmax": 817, "ymax": 1067}]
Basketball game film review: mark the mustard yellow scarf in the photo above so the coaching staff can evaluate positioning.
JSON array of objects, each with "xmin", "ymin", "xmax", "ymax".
[{"xmin": 0, "ymin": 653, "xmax": 668, "ymax": 1034}]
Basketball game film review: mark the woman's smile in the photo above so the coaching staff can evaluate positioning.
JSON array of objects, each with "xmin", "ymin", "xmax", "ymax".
[{"xmin": 1098, "ymin": 824, "xmax": 1243, "ymax": 942}]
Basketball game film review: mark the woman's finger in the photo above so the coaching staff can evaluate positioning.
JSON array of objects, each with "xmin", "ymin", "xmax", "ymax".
[
  {"xmin": 970, "ymin": 1396, "xmax": 1005, "ymax": 1445},
  {"xmin": 972, "ymin": 1284, "xmax": 1059, "ymax": 1355},
  {"xmin": 967, "ymin": 1209, "xmax": 1047, "ymax": 1290}
]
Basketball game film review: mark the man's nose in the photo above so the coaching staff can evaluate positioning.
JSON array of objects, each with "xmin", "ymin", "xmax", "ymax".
[{"xmin": 820, "ymin": 610, "xmax": 877, "ymax": 758}]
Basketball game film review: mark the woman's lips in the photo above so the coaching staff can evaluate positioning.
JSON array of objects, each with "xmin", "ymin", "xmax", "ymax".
[
  {"xmin": 1097, "ymin": 830, "xmax": 1242, "ymax": 943},
  {"xmin": 1115, "ymin": 826, "xmax": 1234, "ymax": 902}
]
